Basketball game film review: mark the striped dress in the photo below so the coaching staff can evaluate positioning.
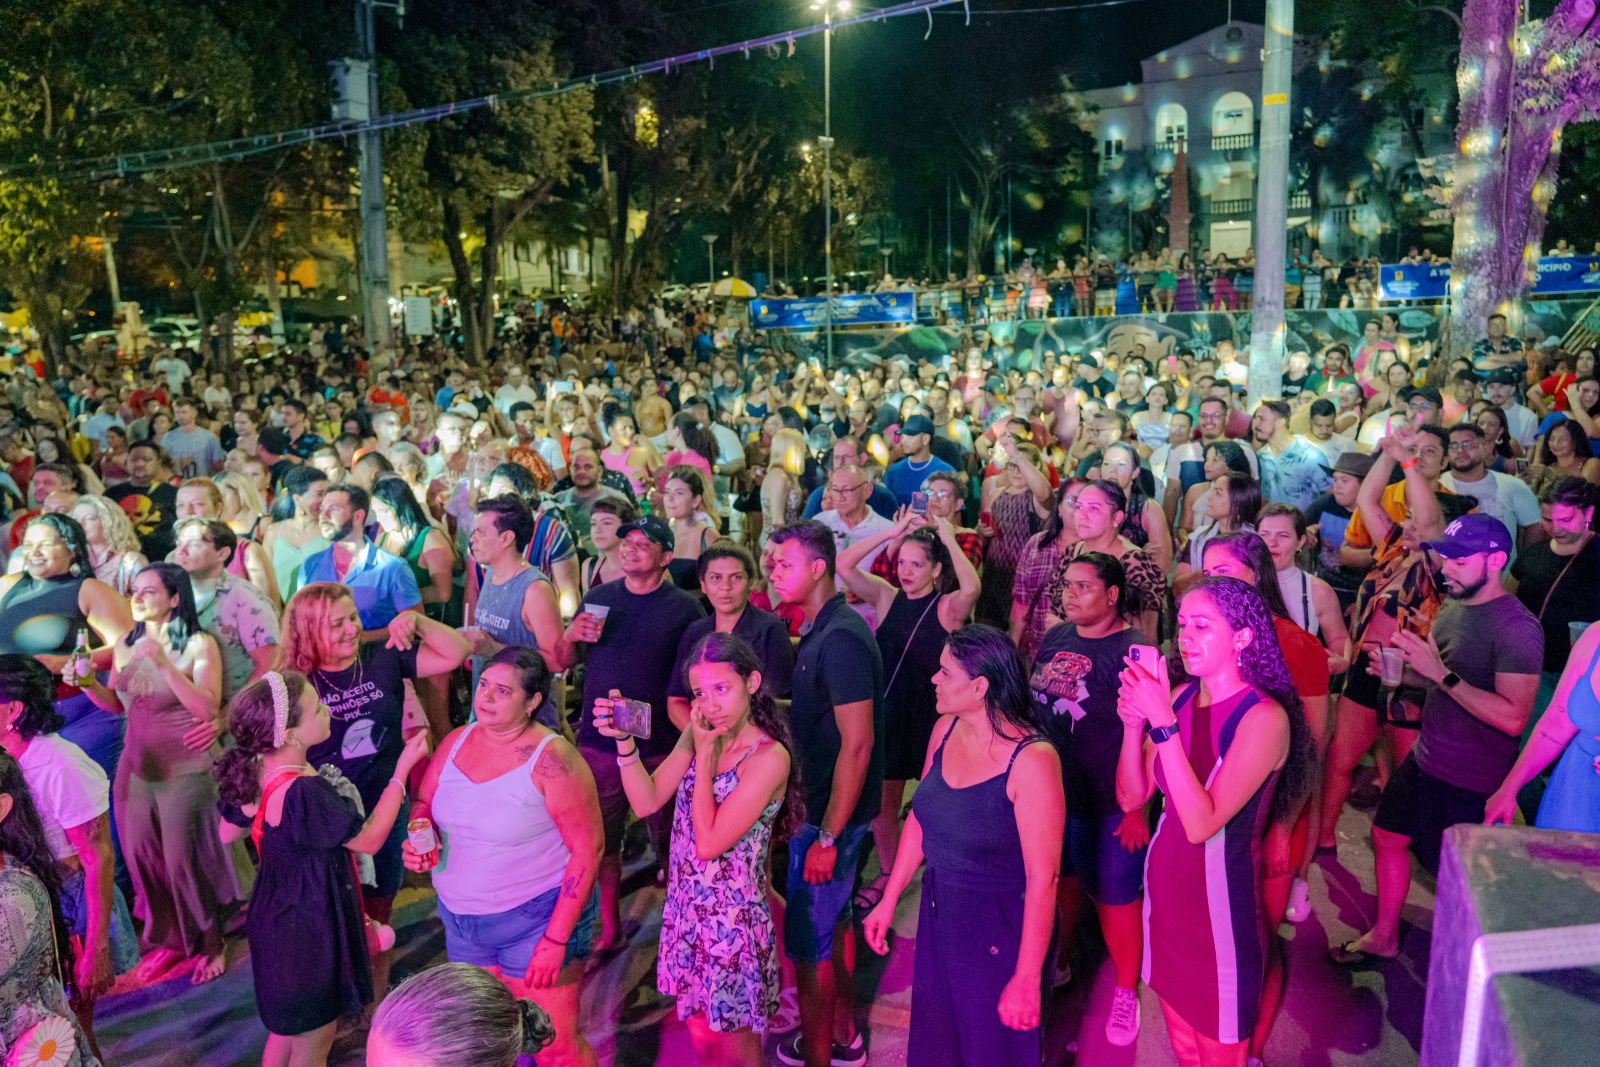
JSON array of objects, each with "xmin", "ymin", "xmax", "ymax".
[{"xmin": 1143, "ymin": 682, "xmax": 1280, "ymax": 1044}]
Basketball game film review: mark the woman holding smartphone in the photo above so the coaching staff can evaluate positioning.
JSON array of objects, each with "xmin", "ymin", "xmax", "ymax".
[
  {"xmin": 594, "ymin": 632, "xmax": 799, "ymax": 1066},
  {"xmin": 402, "ymin": 648, "xmax": 602, "ymax": 1067}
]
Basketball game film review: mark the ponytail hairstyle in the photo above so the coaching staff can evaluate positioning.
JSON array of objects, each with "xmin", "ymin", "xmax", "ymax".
[
  {"xmin": 899, "ymin": 527, "xmax": 957, "ymax": 595},
  {"xmin": 369, "ymin": 962, "xmax": 555, "ymax": 1065},
  {"xmin": 213, "ymin": 671, "xmax": 313, "ymax": 808},
  {"xmin": 943, "ymin": 624, "xmax": 1045, "ymax": 744},
  {"xmin": 0, "ymin": 751, "xmax": 78, "ymax": 998},
  {"xmin": 685, "ymin": 631, "xmax": 806, "ymax": 840},
  {"xmin": 1179, "ymin": 576, "xmax": 1312, "ymax": 823}
]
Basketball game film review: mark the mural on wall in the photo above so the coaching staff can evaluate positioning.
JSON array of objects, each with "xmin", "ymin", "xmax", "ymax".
[{"xmin": 767, "ymin": 299, "xmax": 1600, "ymax": 371}]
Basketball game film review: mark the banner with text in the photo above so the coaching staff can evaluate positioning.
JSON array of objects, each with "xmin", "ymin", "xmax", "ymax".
[
  {"xmin": 751, "ymin": 291, "xmax": 917, "ymax": 330},
  {"xmin": 1379, "ymin": 257, "xmax": 1600, "ymax": 302}
]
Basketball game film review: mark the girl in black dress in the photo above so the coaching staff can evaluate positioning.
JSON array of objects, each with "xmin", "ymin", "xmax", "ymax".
[{"xmin": 214, "ymin": 671, "xmax": 429, "ymax": 1067}]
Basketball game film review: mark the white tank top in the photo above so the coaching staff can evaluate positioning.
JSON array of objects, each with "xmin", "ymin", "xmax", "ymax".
[
  {"xmin": 430, "ymin": 725, "xmax": 570, "ymax": 915},
  {"xmin": 1276, "ymin": 566, "xmax": 1318, "ymax": 636}
]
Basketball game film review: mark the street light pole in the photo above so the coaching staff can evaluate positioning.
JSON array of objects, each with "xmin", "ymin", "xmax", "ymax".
[
  {"xmin": 813, "ymin": 1, "xmax": 845, "ymax": 369},
  {"xmin": 704, "ymin": 234, "xmax": 718, "ymax": 287},
  {"xmin": 353, "ymin": 0, "xmax": 396, "ymax": 351},
  {"xmin": 1248, "ymin": 0, "xmax": 1294, "ymax": 401}
]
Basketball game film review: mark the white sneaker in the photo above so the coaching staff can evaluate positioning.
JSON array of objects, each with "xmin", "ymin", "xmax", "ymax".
[
  {"xmin": 1105, "ymin": 986, "xmax": 1141, "ymax": 1047},
  {"xmin": 1285, "ymin": 877, "xmax": 1312, "ymax": 923}
]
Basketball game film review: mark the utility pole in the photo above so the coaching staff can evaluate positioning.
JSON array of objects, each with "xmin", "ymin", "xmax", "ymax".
[
  {"xmin": 352, "ymin": 0, "xmax": 398, "ymax": 352},
  {"xmin": 1247, "ymin": 0, "xmax": 1294, "ymax": 401},
  {"xmin": 704, "ymin": 234, "xmax": 718, "ymax": 287},
  {"xmin": 98, "ymin": 218, "xmax": 122, "ymax": 311}
]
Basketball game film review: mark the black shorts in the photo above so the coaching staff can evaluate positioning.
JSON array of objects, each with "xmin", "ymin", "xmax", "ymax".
[
  {"xmin": 1340, "ymin": 652, "xmax": 1423, "ymax": 728},
  {"xmin": 1341, "ymin": 649, "xmax": 1381, "ymax": 708},
  {"xmin": 1372, "ymin": 755, "xmax": 1489, "ymax": 875}
]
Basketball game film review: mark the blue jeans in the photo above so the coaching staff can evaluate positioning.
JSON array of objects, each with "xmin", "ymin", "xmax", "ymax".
[
  {"xmin": 439, "ymin": 886, "xmax": 599, "ymax": 974},
  {"xmin": 783, "ymin": 822, "xmax": 869, "ymax": 964}
]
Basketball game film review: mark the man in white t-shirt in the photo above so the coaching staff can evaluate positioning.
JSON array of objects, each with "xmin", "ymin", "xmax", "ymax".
[
  {"xmin": 1440, "ymin": 423, "xmax": 1542, "ymax": 558},
  {"xmin": 813, "ymin": 464, "xmax": 894, "ymax": 628},
  {"xmin": 1485, "ymin": 368, "xmax": 1539, "ymax": 450},
  {"xmin": 492, "ymin": 365, "xmax": 539, "ymax": 417},
  {"xmin": 151, "ymin": 351, "xmax": 193, "ymax": 396}
]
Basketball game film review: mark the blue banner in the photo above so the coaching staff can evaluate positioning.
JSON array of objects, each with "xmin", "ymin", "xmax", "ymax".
[
  {"xmin": 1378, "ymin": 257, "xmax": 1600, "ymax": 301},
  {"xmin": 750, "ymin": 291, "xmax": 917, "ymax": 330}
]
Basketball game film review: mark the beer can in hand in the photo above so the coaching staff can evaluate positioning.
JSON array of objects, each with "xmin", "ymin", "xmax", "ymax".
[{"xmin": 407, "ymin": 817, "xmax": 439, "ymax": 871}]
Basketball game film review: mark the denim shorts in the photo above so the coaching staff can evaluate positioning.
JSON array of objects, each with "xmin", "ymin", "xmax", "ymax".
[
  {"xmin": 1062, "ymin": 811, "xmax": 1146, "ymax": 907},
  {"xmin": 439, "ymin": 885, "xmax": 599, "ymax": 975},
  {"xmin": 784, "ymin": 822, "xmax": 869, "ymax": 964}
]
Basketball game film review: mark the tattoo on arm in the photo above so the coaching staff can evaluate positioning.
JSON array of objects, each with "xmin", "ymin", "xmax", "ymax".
[
  {"xmin": 561, "ymin": 869, "xmax": 585, "ymax": 900},
  {"xmin": 535, "ymin": 745, "xmax": 570, "ymax": 779}
]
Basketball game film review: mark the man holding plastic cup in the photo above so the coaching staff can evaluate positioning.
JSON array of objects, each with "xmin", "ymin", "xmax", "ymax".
[{"xmin": 560, "ymin": 514, "xmax": 704, "ymax": 954}]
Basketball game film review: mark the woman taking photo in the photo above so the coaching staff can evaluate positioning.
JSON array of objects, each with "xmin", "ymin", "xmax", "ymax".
[
  {"xmin": 661, "ymin": 466, "xmax": 718, "ymax": 595},
  {"xmin": 370, "ymin": 476, "xmax": 455, "ymax": 622},
  {"xmin": 1010, "ymin": 477, "xmax": 1084, "ymax": 660},
  {"xmin": 81, "ymin": 563, "xmax": 235, "ymax": 985},
  {"xmin": 837, "ymin": 513, "xmax": 981, "ymax": 910},
  {"xmin": 0, "ymin": 750, "xmax": 103, "ymax": 1067},
  {"xmin": 594, "ymin": 633, "xmax": 798, "ymax": 1066},
  {"xmin": 214, "ymin": 671, "xmax": 431, "ymax": 1067},
  {"xmin": 863, "ymin": 625, "xmax": 1063, "ymax": 1066},
  {"xmin": 174, "ymin": 478, "xmax": 278, "ymax": 609},
  {"xmin": 277, "ymin": 585, "xmax": 470, "ymax": 948},
  {"xmin": 260, "ymin": 465, "xmax": 331, "ymax": 604},
  {"xmin": 69, "ymin": 495, "xmax": 147, "ymax": 598},
  {"xmin": 0, "ymin": 515, "xmax": 135, "ymax": 796},
  {"xmin": 403, "ymin": 648, "xmax": 602, "ymax": 1067},
  {"xmin": 1042, "ymin": 480, "xmax": 1165, "ymax": 641},
  {"xmin": 1099, "ymin": 441, "xmax": 1173, "ymax": 573},
  {"xmin": 1116, "ymin": 577, "xmax": 1309, "ymax": 1066}
]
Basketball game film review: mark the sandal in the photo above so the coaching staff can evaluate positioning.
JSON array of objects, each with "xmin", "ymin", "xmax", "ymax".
[
  {"xmin": 1328, "ymin": 940, "xmax": 1398, "ymax": 968},
  {"xmin": 851, "ymin": 874, "xmax": 888, "ymax": 913}
]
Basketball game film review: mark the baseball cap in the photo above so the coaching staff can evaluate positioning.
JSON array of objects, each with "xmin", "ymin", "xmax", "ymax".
[
  {"xmin": 257, "ymin": 427, "xmax": 290, "ymax": 455},
  {"xmin": 1323, "ymin": 452, "xmax": 1374, "ymax": 479},
  {"xmin": 618, "ymin": 514, "xmax": 674, "ymax": 553},
  {"xmin": 1424, "ymin": 513, "xmax": 1512, "ymax": 559},
  {"xmin": 1073, "ymin": 352, "xmax": 1100, "ymax": 368},
  {"xmin": 1408, "ymin": 385, "xmax": 1444, "ymax": 409},
  {"xmin": 901, "ymin": 414, "xmax": 935, "ymax": 437},
  {"xmin": 1485, "ymin": 367, "xmax": 1521, "ymax": 387}
]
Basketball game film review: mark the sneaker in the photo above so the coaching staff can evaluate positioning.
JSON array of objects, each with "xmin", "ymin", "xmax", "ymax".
[
  {"xmin": 1105, "ymin": 986, "xmax": 1141, "ymax": 1047},
  {"xmin": 1285, "ymin": 877, "xmax": 1312, "ymax": 923},
  {"xmin": 776, "ymin": 1032, "xmax": 866, "ymax": 1067}
]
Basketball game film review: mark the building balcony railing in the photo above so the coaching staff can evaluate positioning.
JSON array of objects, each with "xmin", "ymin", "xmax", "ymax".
[
  {"xmin": 1290, "ymin": 191, "xmax": 1311, "ymax": 210},
  {"xmin": 1210, "ymin": 198, "xmax": 1254, "ymax": 217},
  {"xmin": 1211, "ymin": 132, "xmax": 1254, "ymax": 151}
]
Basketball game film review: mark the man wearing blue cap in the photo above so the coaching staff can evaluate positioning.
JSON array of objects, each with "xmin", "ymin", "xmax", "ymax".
[
  {"xmin": 1330, "ymin": 512, "xmax": 1542, "ymax": 967},
  {"xmin": 884, "ymin": 414, "xmax": 954, "ymax": 507}
]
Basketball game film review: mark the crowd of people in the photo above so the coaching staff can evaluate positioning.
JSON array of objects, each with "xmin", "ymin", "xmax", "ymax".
[{"xmin": 0, "ymin": 290, "xmax": 1595, "ymax": 1067}]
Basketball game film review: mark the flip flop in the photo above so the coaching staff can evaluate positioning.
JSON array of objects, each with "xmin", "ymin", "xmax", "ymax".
[
  {"xmin": 851, "ymin": 874, "xmax": 888, "ymax": 913},
  {"xmin": 1328, "ymin": 940, "xmax": 1398, "ymax": 967}
]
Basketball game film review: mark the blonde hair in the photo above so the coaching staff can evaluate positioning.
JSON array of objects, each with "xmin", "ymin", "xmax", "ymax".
[
  {"xmin": 769, "ymin": 428, "xmax": 808, "ymax": 477},
  {"xmin": 213, "ymin": 471, "xmax": 266, "ymax": 526},
  {"xmin": 276, "ymin": 583, "xmax": 355, "ymax": 674},
  {"xmin": 71, "ymin": 495, "xmax": 142, "ymax": 555}
]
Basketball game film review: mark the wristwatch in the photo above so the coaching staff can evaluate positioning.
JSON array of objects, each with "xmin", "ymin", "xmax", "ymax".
[
  {"xmin": 817, "ymin": 829, "xmax": 837, "ymax": 849},
  {"xmin": 1441, "ymin": 670, "xmax": 1462, "ymax": 689},
  {"xmin": 1148, "ymin": 722, "xmax": 1181, "ymax": 745}
]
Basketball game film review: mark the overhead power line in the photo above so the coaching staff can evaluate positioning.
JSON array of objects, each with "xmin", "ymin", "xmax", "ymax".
[{"xmin": 1, "ymin": 0, "xmax": 962, "ymax": 184}]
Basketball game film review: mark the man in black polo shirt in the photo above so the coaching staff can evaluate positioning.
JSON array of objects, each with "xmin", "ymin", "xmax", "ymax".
[
  {"xmin": 562, "ymin": 514, "xmax": 704, "ymax": 954},
  {"xmin": 767, "ymin": 520, "xmax": 883, "ymax": 1067}
]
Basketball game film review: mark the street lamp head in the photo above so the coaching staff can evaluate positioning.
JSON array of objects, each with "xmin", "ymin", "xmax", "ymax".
[{"xmin": 703, "ymin": 235, "xmax": 719, "ymax": 245}]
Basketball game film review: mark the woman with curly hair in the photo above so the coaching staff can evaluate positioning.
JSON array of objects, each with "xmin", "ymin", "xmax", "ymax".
[
  {"xmin": 214, "ymin": 671, "xmax": 430, "ymax": 1067},
  {"xmin": 0, "ymin": 748, "xmax": 103, "ymax": 1067},
  {"xmin": 595, "ymin": 632, "xmax": 802, "ymax": 1066},
  {"xmin": 1115, "ymin": 576, "xmax": 1311, "ymax": 1066},
  {"xmin": 69, "ymin": 495, "xmax": 147, "ymax": 598}
]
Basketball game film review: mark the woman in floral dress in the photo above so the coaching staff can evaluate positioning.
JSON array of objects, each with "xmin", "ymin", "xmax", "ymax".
[
  {"xmin": 595, "ymin": 631, "xmax": 803, "ymax": 1066},
  {"xmin": 977, "ymin": 439, "xmax": 1053, "ymax": 626}
]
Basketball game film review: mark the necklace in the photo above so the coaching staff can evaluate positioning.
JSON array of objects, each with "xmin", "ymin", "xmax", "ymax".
[{"xmin": 907, "ymin": 455, "xmax": 933, "ymax": 470}]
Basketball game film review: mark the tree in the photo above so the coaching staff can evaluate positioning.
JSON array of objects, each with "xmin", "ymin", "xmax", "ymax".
[
  {"xmin": 1447, "ymin": 0, "xmax": 1600, "ymax": 354},
  {"xmin": 387, "ymin": 2, "xmax": 594, "ymax": 364}
]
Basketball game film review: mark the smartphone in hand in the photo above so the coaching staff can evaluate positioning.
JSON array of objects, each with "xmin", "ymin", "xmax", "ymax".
[{"xmin": 610, "ymin": 698, "xmax": 653, "ymax": 739}]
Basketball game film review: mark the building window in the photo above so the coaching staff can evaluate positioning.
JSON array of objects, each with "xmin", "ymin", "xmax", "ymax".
[
  {"xmin": 1155, "ymin": 102, "xmax": 1189, "ymax": 149},
  {"xmin": 1102, "ymin": 138, "xmax": 1125, "ymax": 162}
]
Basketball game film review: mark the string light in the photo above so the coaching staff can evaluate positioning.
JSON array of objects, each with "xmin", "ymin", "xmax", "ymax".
[{"xmin": 3, "ymin": 0, "xmax": 959, "ymax": 184}]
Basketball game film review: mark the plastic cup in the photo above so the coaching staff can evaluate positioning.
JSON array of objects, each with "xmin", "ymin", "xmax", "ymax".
[
  {"xmin": 584, "ymin": 603, "xmax": 610, "ymax": 637},
  {"xmin": 1570, "ymin": 620, "xmax": 1592, "ymax": 648},
  {"xmin": 1377, "ymin": 646, "xmax": 1405, "ymax": 687}
]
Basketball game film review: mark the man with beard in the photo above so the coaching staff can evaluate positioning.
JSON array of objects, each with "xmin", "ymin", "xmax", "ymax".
[
  {"xmin": 1253, "ymin": 399, "xmax": 1331, "ymax": 512},
  {"xmin": 294, "ymin": 483, "xmax": 421, "ymax": 629},
  {"xmin": 553, "ymin": 446, "xmax": 628, "ymax": 554},
  {"xmin": 1439, "ymin": 423, "xmax": 1541, "ymax": 557},
  {"xmin": 1330, "ymin": 514, "xmax": 1541, "ymax": 966},
  {"xmin": 507, "ymin": 401, "xmax": 566, "ymax": 478},
  {"xmin": 106, "ymin": 441, "xmax": 181, "ymax": 560}
]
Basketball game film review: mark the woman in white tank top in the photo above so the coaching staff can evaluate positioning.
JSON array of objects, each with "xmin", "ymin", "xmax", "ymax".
[
  {"xmin": 1258, "ymin": 505, "xmax": 1350, "ymax": 674},
  {"xmin": 402, "ymin": 647, "xmax": 602, "ymax": 1067}
]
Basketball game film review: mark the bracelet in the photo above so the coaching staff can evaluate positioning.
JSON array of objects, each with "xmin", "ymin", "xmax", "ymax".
[
  {"xmin": 617, "ymin": 741, "xmax": 639, "ymax": 759},
  {"xmin": 617, "ymin": 753, "xmax": 640, "ymax": 767},
  {"xmin": 541, "ymin": 932, "xmax": 569, "ymax": 947},
  {"xmin": 387, "ymin": 777, "xmax": 407, "ymax": 796},
  {"xmin": 1400, "ymin": 457, "xmax": 1418, "ymax": 469}
]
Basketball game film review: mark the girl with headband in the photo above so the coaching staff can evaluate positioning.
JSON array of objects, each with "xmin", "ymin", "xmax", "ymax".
[{"xmin": 213, "ymin": 671, "xmax": 430, "ymax": 1067}]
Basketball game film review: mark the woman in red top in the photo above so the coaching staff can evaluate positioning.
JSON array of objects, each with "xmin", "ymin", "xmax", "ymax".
[{"xmin": 1199, "ymin": 531, "xmax": 1329, "ymax": 1062}]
